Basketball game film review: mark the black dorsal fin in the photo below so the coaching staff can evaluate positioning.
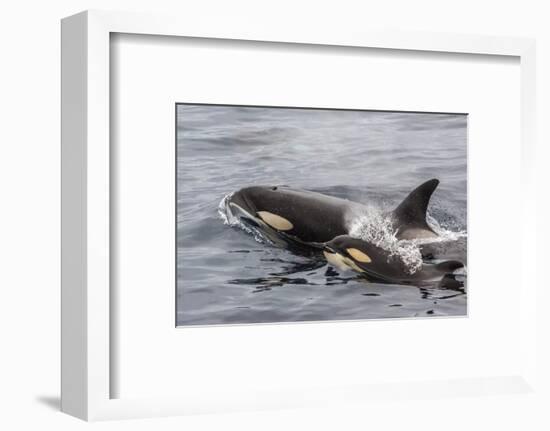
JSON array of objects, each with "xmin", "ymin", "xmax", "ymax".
[{"xmin": 392, "ymin": 179, "xmax": 439, "ymax": 238}]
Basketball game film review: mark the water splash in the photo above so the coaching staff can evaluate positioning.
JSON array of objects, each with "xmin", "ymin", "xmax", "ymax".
[
  {"xmin": 347, "ymin": 207, "xmax": 423, "ymax": 274},
  {"xmin": 426, "ymin": 213, "xmax": 467, "ymax": 241},
  {"xmin": 218, "ymin": 192, "xmax": 236, "ymax": 225},
  {"xmin": 218, "ymin": 193, "xmax": 273, "ymax": 245},
  {"xmin": 347, "ymin": 206, "xmax": 467, "ymax": 274}
]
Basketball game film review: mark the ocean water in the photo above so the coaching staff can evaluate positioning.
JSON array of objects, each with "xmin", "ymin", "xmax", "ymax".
[{"xmin": 176, "ymin": 104, "xmax": 467, "ymax": 326}]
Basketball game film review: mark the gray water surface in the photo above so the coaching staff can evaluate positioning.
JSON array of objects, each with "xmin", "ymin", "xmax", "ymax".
[{"xmin": 176, "ymin": 104, "xmax": 467, "ymax": 326}]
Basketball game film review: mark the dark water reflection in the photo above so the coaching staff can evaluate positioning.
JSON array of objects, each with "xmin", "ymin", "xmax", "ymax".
[{"xmin": 177, "ymin": 105, "xmax": 467, "ymax": 325}]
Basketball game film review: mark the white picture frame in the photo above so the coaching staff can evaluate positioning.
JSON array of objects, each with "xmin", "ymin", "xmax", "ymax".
[{"xmin": 61, "ymin": 9, "xmax": 538, "ymax": 421}]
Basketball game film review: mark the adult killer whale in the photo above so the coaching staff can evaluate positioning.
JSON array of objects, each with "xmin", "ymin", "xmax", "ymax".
[
  {"xmin": 226, "ymin": 178, "xmax": 440, "ymax": 248},
  {"xmin": 323, "ymin": 235, "xmax": 464, "ymax": 288}
]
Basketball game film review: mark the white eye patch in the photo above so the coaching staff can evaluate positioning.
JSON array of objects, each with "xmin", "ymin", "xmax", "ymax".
[
  {"xmin": 257, "ymin": 211, "xmax": 293, "ymax": 231},
  {"xmin": 346, "ymin": 248, "xmax": 372, "ymax": 263}
]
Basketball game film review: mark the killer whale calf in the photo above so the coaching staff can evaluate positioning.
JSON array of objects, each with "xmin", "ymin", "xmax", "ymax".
[
  {"xmin": 323, "ymin": 235, "xmax": 464, "ymax": 288},
  {"xmin": 227, "ymin": 178, "xmax": 441, "ymax": 249}
]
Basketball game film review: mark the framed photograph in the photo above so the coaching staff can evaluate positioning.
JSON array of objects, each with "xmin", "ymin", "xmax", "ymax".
[
  {"xmin": 61, "ymin": 10, "xmax": 538, "ymax": 421},
  {"xmin": 176, "ymin": 103, "xmax": 468, "ymax": 326}
]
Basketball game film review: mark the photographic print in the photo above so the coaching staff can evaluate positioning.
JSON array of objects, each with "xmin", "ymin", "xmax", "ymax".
[{"xmin": 176, "ymin": 104, "xmax": 467, "ymax": 326}]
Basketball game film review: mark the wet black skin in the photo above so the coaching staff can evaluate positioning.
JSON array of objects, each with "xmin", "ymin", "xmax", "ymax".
[
  {"xmin": 324, "ymin": 235, "xmax": 464, "ymax": 286},
  {"xmin": 228, "ymin": 179, "xmax": 440, "ymax": 247},
  {"xmin": 229, "ymin": 185, "xmax": 360, "ymax": 245}
]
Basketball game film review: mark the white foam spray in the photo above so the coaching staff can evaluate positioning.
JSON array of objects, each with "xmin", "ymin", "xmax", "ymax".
[
  {"xmin": 347, "ymin": 207, "xmax": 423, "ymax": 274},
  {"xmin": 347, "ymin": 206, "xmax": 467, "ymax": 274}
]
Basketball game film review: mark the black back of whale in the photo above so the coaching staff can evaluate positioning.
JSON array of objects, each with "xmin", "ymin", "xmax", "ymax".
[
  {"xmin": 229, "ymin": 185, "xmax": 357, "ymax": 244},
  {"xmin": 228, "ymin": 179, "xmax": 440, "ymax": 245}
]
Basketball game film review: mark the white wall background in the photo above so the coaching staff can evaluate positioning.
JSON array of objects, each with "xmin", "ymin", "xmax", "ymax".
[{"xmin": 0, "ymin": 0, "xmax": 548, "ymax": 429}]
